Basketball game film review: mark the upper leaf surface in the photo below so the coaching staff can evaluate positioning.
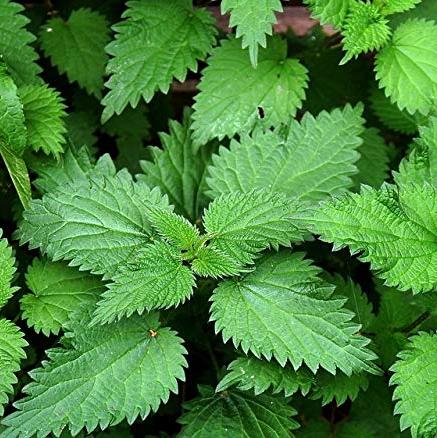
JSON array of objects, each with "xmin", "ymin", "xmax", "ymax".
[
  {"xmin": 203, "ymin": 190, "xmax": 305, "ymax": 266},
  {"xmin": 0, "ymin": 0, "xmax": 41, "ymax": 85},
  {"xmin": 19, "ymin": 168, "xmax": 171, "ymax": 278},
  {"xmin": 102, "ymin": 0, "xmax": 216, "ymax": 122},
  {"xmin": 0, "ymin": 229, "xmax": 17, "ymax": 310},
  {"xmin": 178, "ymin": 386, "xmax": 299, "ymax": 438},
  {"xmin": 207, "ymin": 104, "xmax": 364, "ymax": 202},
  {"xmin": 375, "ymin": 0, "xmax": 422, "ymax": 15},
  {"xmin": 304, "ymin": 0, "xmax": 352, "ymax": 27},
  {"xmin": 191, "ymin": 36, "xmax": 308, "ymax": 145},
  {"xmin": 390, "ymin": 332, "xmax": 437, "ymax": 437},
  {"xmin": 210, "ymin": 251, "xmax": 379, "ymax": 374},
  {"xmin": 92, "ymin": 241, "xmax": 195, "ymax": 325},
  {"xmin": 18, "ymin": 84, "xmax": 67, "ymax": 158},
  {"xmin": 375, "ymin": 19, "xmax": 437, "ymax": 115},
  {"xmin": 1, "ymin": 313, "xmax": 187, "ymax": 437},
  {"xmin": 312, "ymin": 184, "xmax": 437, "ymax": 293},
  {"xmin": 221, "ymin": 0, "xmax": 282, "ymax": 66},
  {"xmin": 40, "ymin": 8, "xmax": 110, "ymax": 97},
  {"xmin": 21, "ymin": 258, "xmax": 105, "ymax": 336}
]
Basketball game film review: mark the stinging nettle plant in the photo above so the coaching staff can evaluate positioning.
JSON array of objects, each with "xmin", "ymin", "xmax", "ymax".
[{"xmin": 0, "ymin": 0, "xmax": 437, "ymax": 436}]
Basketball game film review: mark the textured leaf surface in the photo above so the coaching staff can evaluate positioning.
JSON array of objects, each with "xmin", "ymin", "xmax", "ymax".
[
  {"xmin": 390, "ymin": 332, "xmax": 437, "ymax": 437},
  {"xmin": 375, "ymin": 0, "xmax": 422, "ymax": 15},
  {"xmin": 217, "ymin": 356, "xmax": 314, "ymax": 396},
  {"xmin": 0, "ymin": 0, "xmax": 41, "ymax": 85},
  {"xmin": 102, "ymin": 0, "xmax": 216, "ymax": 122},
  {"xmin": 206, "ymin": 104, "xmax": 364, "ymax": 202},
  {"xmin": 203, "ymin": 190, "xmax": 305, "ymax": 266},
  {"xmin": 221, "ymin": 0, "xmax": 282, "ymax": 66},
  {"xmin": 40, "ymin": 8, "xmax": 110, "ymax": 97},
  {"xmin": 311, "ymin": 371, "xmax": 369, "ymax": 406},
  {"xmin": 19, "ymin": 169, "xmax": 171, "ymax": 278},
  {"xmin": 178, "ymin": 386, "xmax": 299, "ymax": 438},
  {"xmin": 1, "ymin": 313, "xmax": 187, "ymax": 437},
  {"xmin": 375, "ymin": 19, "xmax": 437, "ymax": 115},
  {"xmin": 0, "ymin": 229, "xmax": 17, "ymax": 309},
  {"xmin": 192, "ymin": 36, "xmax": 308, "ymax": 145},
  {"xmin": 353, "ymin": 128, "xmax": 390, "ymax": 189},
  {"xmin": 395, "ymin": 117, "xmax": 437, "ymax": 186},
  {"xmin": 0, "ymin": 319, "xmax": 27, "ymax": 416},
  {"xmin": 210, "ymin": 251, "xmax": 379, "ymax": 374},
  {"xmin": 191, "ymin": 245, "xmax": 241, "ymax": 278},
  {"xmin": 92, "ymin": 241, "xmax": 195, "ymax": 325},
  {"xmin": 304, "ymin": 0, "xmax": 352, "ymax": 27},
  {"xmin": 137, "ymin": 114, "xmax": 213, "ymax": 221},
  {"xmin": 18, "ymin": 84, "xmax": 67, "ymax": 157},
  {"xmin": 21, "ymin": 258, "xmax": 105, "ymax": 336},
  {"xmin": 312, "ymin": 184, "xmax": 437, "ymax": 293}
]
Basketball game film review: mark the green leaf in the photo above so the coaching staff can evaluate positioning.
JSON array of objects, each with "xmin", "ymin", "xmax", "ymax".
[
  {"xmin": 19, "ymin": 168, "xmax": 171, "ymax": 278},
  {"xmin": 353, "ymin": 128, "xmax": 390, "ymax": 189},
  {"xmin": 1, "ymin": 313, "xmax": 187, "ymax": 437},
  {"xmin": 206, "ymin": 104, "xmax": 364, "ymax": 202},
  {"xmin": 191, "ymin": 245, "xmax": 241, "ymax": 278},
  {"xmin": 340, "ymin": 2, "xmax": 391, "ymax": 64},
  {"xmin": 0, "ymin": 62, "xmax": 27, "ymax": 156},
  {"xmin": 191, "ymin": 36, "xmax": 308, "ymax": 145},
  {"xmin": 210, "ymin": 251, "xmax": 379, "ymax": 374},
  {"xmin": 310, "ymin": 370, "xmax": 369, "ymax": 406},
  {"xmin": 0, "ymin": 229, "xmax": 17, "ymax": 310},
  {"xmin": 390, "ymin": 332, "xmax": 437, "ymax": 437},
  {"xmin": 137, "ymin": 113, "xmax": 214, "ymax": 221},
  {"xmin": 18, "ymin": 84, "xmax": 67, "ymax": 157},
  {"xmin": 328, "ymin": 274, "xmax": 375, "ymax": 331},
  {"xmin": 92, "ymin": 241, "xmax": 195, "ymax": 325},
  {"xmin": 0, "ymin": 0, "xmax": 41, "ymax": 85},
  {"xmin": 375, "ymin": 0, "xmax": 422, "ymax": 15},
  {"xmin": 217, "ymin": 356, "xmax": 314, "ymax": 396},
  {"xmin": 303, "ymin": 0, "xmax": 352, "ymax": 27},
  {"xmin": 1, "ymin": 145, "xmax": 31, "ymax": 209},
  {"xmin": 395, "ymin": 117, "xmax": 437, "ymax": 186},
  {"xmin": 389, "ymin": 0, "xmax": 435, "ymax": 28},
  {"xmin": 203, "ymin": 190, "xmax": 305, "ymax": 266},
  {"xmin": 147, "ymin": 207, "xmax": 200, "ymax": 250},
  {"xmin": 0, "ymin": 319, "xmax": 27, "ymax": 416},
  {"xmin": 221, "ymin": 0, "xmax": 283, "ymax": 66},
  {"xmin": 21, "ymin": 258, "xmax": 105, "ymax": 336},
  {"xmin": 312, "ymin": 183, "xmax": 437, "ymax": 293},
  {"xmin": 369, "ymin": 86, "xmax": 421, "ymax": 134},
  {"xmin": 178, "ymin": 386, "xmax": 299, "ymax": 438},
  {"xmin": 375, "ymin": 19, "xmax": 437, "ymax": 115},
  {"xmin": 40, "ymin": 8, "xmax": 110, "ymax": 97},
  {"xmin": 102, "ymin": 0, "xmax": 216, "ymax": 122}
]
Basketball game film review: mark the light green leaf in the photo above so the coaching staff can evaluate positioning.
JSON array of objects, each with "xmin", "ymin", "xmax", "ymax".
[
  {"xmin": 1, "ymin": 313, "xmax": 187, "ymax": 438},
  {"xmin": 0, "ymin": 230, "xmax": 17, "ymax": 309},
  {"xmin": 92, "ymin": 241, "xmax": 195, "ymax": 325},
  {"xmin": 40, "ymin": 8, "xmax": 110, "ymax": 97},
  {"xmin": 203, "ymin": 190, "xmax": 305, "ymax": 266},
  {"xmin": 217, "ymin": 356, "xmax": 314, "ymax": 396},
  {"xmin": 221, "ymin": 0, "xmax": 282, "ymax": 66},
  {"xmin": 0, "ymin": 319, "xmax": 27, "ymax": 416},
  {"xmin": 178, "ymin": 386, "xmax": 299, "ymax": 438},
  {"xmin": 0, "ymin": 0, "xmax": 41, "ymax": 85},
  {"xmin": 390, "ymin": 332, "xmax": 437, "ymax": 437},
  {"xmin": 340, "ymin": 2, "xmax": 391, "ymax": 64},
  {"xmin": 375, "ymin": 19, "xmax": 437, "ymax": 115},
  {"xmin": 210, "ymin": 251, "xmax": 379, "ymax": 374},
  {"xmin": 303, "ymin": 0, "xmax": 352, "ymax": 27},
  {"xmin": 18, "ymin": 84, "xmax": 67, "ymax": 157},
  {"xmin": 206, "ymin": 104, "xmax": 364, "ymax": 202},
  {"xmin": 21, "ymin": 258, "xmax": 105, "ymax": 336},
  {"xmin": 19, "ymin": 168, "xmax": 171, "ymax": 278},
  {"xmin": 191, "ymin": 36, "xmax": 308, "ymax": 145},
  {"xmin": 375, "ymin": 0, "xmax": 422, "ymax": 15},
  {"xmin": 102, "ymin": 0, "xmax": 216, "ymax": 122},
  {"xmin": 312, "ymin": 183, "xmax": 437, "ymax": 293},
  {"xmin": 191, "ymin": 245, "xmax": 241, "ymax": 278}
]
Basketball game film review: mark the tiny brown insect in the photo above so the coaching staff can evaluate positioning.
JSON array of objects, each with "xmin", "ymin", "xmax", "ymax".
[{"xmin": 149, "ymin": 329, "xmax": 158, "ymax": 337}]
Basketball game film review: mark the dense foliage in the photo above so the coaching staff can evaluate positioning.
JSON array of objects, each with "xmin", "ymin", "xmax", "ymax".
[{"xmin": 0, "ymin": 0, "xmax": 436, "ymax": 436}]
